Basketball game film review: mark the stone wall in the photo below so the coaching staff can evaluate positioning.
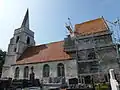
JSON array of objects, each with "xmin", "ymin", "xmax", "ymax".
[{"xmin": 11, "ymin": 59, "xmax": 78, "ymax": 83}]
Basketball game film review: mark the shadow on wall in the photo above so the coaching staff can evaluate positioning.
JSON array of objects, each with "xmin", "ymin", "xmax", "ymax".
[{"xmin": 17, "ymin": 44, "xmax": 48, "ymax": 61}]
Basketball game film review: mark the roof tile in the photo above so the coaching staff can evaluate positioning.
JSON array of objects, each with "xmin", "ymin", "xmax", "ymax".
[
  {"xmin": 74, "ymin": 18, "xmax": 108, "ymax": 35},
  {"xmin": 16, "ymin": 41, "xmax": 71, "ymax": 64},
  {"xmin": 16, "ymin": 17, "xmax": 109, "ymax": 64}
]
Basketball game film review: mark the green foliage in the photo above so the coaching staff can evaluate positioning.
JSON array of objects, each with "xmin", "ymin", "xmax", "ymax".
[
  {"xmin": 0, "ymin": 49, "xmax": 6, "ymax": 73},
  {"xmin": 95, "ymin": 83, "xmax": 109, "ymax": 90}
]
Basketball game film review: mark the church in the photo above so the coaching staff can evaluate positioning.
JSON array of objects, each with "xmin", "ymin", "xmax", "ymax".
[{"xmin": 1, "ymin": 10, "xmax": 120, "ymax": 85}]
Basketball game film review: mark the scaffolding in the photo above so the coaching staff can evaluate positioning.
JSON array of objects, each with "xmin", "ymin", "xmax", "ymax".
[
  {"xmin": 74, "ymin": 20, "xmax": 120, "ymax": 84},
  {"xmin": 65, "ymin": 17, "xmax": 120, "ymax": 85}
]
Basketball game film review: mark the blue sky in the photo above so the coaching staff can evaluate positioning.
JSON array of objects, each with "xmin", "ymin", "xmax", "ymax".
[{"xmin": 0, "ymin": 0, "xmax": 120, "ymax": 51}]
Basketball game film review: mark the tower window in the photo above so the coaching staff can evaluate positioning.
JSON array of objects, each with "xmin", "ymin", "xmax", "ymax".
[
  {"xmin": 14, "ymin": 48, "xmax": 17, "ymax": 52},
  {"xmin": 27, "ymin": 37, "xmax": 30, "ymax": 44},
  {"xmin": 16, "ymin": 36, "xmax": 19, "ymax": 43}
]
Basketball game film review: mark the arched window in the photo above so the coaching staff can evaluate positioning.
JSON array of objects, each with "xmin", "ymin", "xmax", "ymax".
[
  {"xmin": 88, "ymin": 52, "xmax": 96, "ymax": 60},
  {"xmin": 24, "ymin": 66, "xmax": 29, "ymax": 79},
  {"xmin": 27, "ymin": 37, "xmax": 30, "ymax": 44},
  {"xmin": 14, "ymin": 48, "xmax": 16, "ymax": 52},
  {"xmin": 31, "ymin": 66, "xmax": 34, "ymax": 73},
  {"xmin": 57, "ymin": 63, "xmax": 65, "ymax": 77},
  {"xmin": 30, "ymin": 66, "xmax": 35, "ymax": 80},
  {"xmin": 14, "ymin": 67, "xmax": 20, "ymax": 79},
  {"xmin": 43, "ymin": 64, "xmax": 50, "ymax": 77},
  {"xmin": 16, "ymin": 36, "xmax": 19, "ymax": 43}
]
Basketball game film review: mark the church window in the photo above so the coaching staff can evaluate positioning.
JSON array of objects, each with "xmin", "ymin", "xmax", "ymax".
[
  {"xmin": 27, "ymin": 37, "xmax": 30, "ymax": 44},
  {"xmin": 30, "ymin": 66, "xmax": 35, "ymax": 80},
  {"xmin": 43, "ymin": 64, "xmax": 50, "ymax": 77},
  {"xmin": 31, "ymin": 66, "xmax": 34, "ymax": 72},
  {"xmin": 24, "ymin": 66, "xmax": 29, "ymax": 79},
  {"xmin": 14, "ymin": 48, "xmax": 16, "ymax": 52},
  {"xmin": 16, "ymin": 36, "xmax": 19, "ymax": 43},
  {"xmin": 57, "ymin": 63, "xmax": 65, "ymax": 77},
  {"xmin": 88, "ymin": 51, "xmax": 96, "ymax": 60},
  {"xmin": 14, "ymin": 67, "xmax": 20, "ymax": 79}
]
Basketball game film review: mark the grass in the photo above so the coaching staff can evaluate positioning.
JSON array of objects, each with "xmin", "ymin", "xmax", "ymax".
[{"xmin": 95, "ymin": 83, "xmax": 109, "ymax": 90}]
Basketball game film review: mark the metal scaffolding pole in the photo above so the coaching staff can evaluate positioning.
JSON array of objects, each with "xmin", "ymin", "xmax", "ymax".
[{"xmin": 91, "ymin": 33, "xmax": 102, "ymax": 83}]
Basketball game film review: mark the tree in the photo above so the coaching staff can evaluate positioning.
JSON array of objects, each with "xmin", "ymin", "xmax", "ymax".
[{"xmin": 0, "ymin": 49, "xmax": 6, "ymax": 77}]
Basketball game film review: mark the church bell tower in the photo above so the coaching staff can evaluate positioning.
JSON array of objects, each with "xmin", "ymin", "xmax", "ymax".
[{"xmin": 2, "ymin": 9, "xmax": 35, "ymax": 78}]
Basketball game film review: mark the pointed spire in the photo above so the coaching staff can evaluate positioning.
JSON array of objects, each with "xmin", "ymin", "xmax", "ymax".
[{"xmin": 21, "ymin": 9, "xmax": 29, "ymax": 29}]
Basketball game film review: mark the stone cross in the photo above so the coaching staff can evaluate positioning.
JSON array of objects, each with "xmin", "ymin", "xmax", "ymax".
[{"xmin": 109, "ymin": 69, "xmax": 119, "ymax": 90}]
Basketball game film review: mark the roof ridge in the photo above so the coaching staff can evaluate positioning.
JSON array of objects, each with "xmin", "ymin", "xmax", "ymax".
[
  {"xmin": 47, "ymin": 40, "xmax": 64, "ymax": 45},
  {"xmin": 75, "ymin": 17, "xmax": 103, "ymax": 27},
  {"xmin": 35, "ymin": 40, "xmax": 64, "ymax": 47}
]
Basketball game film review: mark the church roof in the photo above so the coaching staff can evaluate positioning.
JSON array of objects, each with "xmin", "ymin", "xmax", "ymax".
[
  {"xmin": 16, "ymin": 17, "xmax": 109, "ymax": 65},
  {"xmin": 74, "ymin": 17, "xmax": 109, "ymax": 35},
  {"xmin": 16, "ymin": 41, "xmax": 71, "ymax": 64}
]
